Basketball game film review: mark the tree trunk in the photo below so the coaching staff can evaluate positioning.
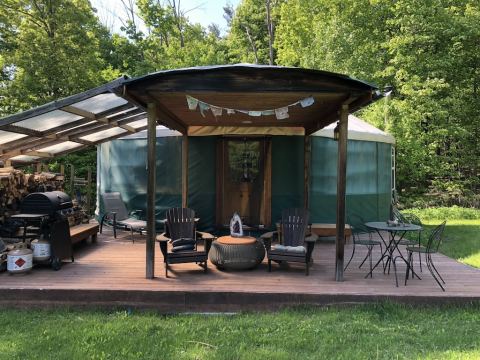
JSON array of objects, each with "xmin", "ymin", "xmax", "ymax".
[
  {"xmin": 243, "ymin": 25, "xmax": 259, "ymax": 64},
  {"xmin": 266, "ymin": 0, "xmax": 274, "ymax": 65}
]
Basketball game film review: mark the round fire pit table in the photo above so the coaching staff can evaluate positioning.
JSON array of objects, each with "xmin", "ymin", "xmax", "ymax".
[{"xmin": 209, "ymin": 236, "xmax": 265, "ymax": 270}]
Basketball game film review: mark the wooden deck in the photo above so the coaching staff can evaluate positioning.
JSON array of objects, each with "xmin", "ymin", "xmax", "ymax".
[{"xmin": 1, "ymin": 228, "xmax": 480, "ymax": 311}]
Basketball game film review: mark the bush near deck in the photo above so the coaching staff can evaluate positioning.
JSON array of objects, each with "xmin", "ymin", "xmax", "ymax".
[{"xmin": 1, "ymin": 304, "xmax": 480, "ymax": 360}]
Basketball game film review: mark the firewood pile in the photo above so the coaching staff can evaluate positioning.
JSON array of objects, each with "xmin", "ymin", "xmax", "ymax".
[{"xmin": 0, "ymin": 167, "xmax": 65, "ymax": 221}]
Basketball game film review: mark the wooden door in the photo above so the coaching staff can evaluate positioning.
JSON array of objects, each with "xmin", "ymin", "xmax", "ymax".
[{"xmin": 216, "ymin": 137, "xmax": 271, "ymax": 227}]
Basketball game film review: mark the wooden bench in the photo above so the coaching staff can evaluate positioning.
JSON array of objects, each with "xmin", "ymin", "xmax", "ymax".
[
  {"xmin": 310, "ymin": 223, "xmax": 352, "ymax": 243},
  {"xmin": 275, "ymin": 223, "xmax": 352, "ymax": 243},
  {"xmin": 70, "ymin": 223, "xmax": 99, "ymax": 245}
]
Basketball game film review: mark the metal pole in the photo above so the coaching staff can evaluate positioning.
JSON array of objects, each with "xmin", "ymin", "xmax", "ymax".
[
  {"xmin": 335, "ymin": 104, "xmax": 349, "ymax": 281},
  {"xmin": 146, "ymin": 102, "xmax": 157, "ymax": 279}
]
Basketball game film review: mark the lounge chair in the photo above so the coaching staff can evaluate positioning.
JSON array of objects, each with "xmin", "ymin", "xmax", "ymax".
[
  {"xmin": 261, "ymin": 208, "xmax": 318, "ymax": 275},
  {"xmin": 99, "ymin": 192, "xmax": 146, "ymax": 241},
  {"xmin": 156, "ymin": 207, "xmax": 215, "ymax": 277}
]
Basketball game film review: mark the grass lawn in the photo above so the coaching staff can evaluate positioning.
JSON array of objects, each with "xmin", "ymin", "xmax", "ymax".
[
  {"xmin": 403, "ymin": 207, "xmax": 480, "ymax": 268},
  {"xmin": 1, "ymin": 304, "xmax": 480, "ymax": 360},
  {"xmin": 424, "ymin": 219, "xmax": 480, "ymax": 268}
]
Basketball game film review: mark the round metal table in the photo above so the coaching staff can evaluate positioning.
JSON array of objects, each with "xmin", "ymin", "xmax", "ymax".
[{"xmin": 365, "ymin": 222, "xmax": 422, "ymax": 285}]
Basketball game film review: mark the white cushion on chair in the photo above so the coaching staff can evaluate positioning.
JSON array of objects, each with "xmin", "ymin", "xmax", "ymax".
[{"xmin": 271, "ymin": 244, "xmax": 306, "ymax": 254}]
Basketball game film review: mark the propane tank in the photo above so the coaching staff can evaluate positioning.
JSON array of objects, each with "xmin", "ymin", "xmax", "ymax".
[
  {"xmin": 31, "ymin": 237, "xmax": 51, "ymax": 262},
  {"xmin": 7, "ymin": 244, "xmax": 33, "ymax": 274}
]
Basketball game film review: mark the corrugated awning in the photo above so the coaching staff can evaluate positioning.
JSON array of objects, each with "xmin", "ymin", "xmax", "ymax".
[{"xmin": 0, "ymin": 76, "xmax": 147, "ymax": 164}]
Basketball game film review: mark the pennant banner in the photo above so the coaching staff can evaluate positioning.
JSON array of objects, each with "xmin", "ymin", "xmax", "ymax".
[{"xmin": 185, "ymin": 95, "xmax": 314, "ymax": 120}]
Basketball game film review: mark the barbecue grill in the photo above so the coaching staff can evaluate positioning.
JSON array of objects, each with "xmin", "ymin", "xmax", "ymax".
[
  {"xmin": 21, "ymin": 191, "xmax": 73, "ymax": 217},
  {"xmin": 13, "ymin": 191, "xmax": 74, "ymax": 270}
]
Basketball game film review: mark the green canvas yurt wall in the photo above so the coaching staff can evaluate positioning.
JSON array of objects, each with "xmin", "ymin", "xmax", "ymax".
[
  {"xmin": 96, "ymin": 129, "xmax": 183, "ymax": 228},
  {"xmin": 97, "ymin": 116, "xmax": 394, "ymax": 231}
]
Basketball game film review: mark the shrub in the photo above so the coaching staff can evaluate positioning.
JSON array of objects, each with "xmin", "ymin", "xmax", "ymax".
[{"xmin": 403, "ymin": 206, "xmax": 480, "ymax": 221}]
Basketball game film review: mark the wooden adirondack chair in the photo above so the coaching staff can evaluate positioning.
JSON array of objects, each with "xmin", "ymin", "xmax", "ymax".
[
  {"xmin": 261, "ymin": 208, "xmax": 318, "ymax": 275},
  {"xmin": 156, "ymin": 207, "xmax": 215, "ymax": 277}
]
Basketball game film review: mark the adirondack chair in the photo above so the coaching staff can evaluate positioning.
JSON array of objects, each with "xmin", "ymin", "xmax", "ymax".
[
  {"xmin": 100, "ymin": 192, "xmax": 146, "ymax": 242},
  {"xmin": 261, "ymin": 208, "xmax": 318, "ymax": 275},
  {"xmin": 156, "ymin": 207, "xmax": 215, "ymax": 277}
]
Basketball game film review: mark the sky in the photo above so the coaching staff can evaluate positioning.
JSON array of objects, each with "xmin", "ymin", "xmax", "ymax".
[{"xmin": 90, "ymin": 0, "xmax": 241, "ymax": 35}]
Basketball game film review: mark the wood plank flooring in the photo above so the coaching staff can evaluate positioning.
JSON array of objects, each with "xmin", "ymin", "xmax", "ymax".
[{"xmin": 1, "ymin": 228, "xmax": 479, "ymax": 311}]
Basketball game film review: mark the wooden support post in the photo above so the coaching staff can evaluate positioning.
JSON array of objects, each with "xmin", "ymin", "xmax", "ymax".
[
  {"xmin": 36, "ymin": 163, "xmax": 42, "ymax": 173},
  {"xmin": 86, "ymin": 167, "xmax": 92, "ymax": 216},
  {"xmin": 304, "ymin": 135, "xmax": 311, "ymax": 210},
  {"xmin": 146, "ymin": 102, "xmax": 157, "ymax": 279},
  {"xmin": 335, "ymin": 104, "xmax": 349, "ymax": 281},
  {"xmin": 182, "ymin": 134, "xmax": 189, "ymax": 208},
  {"xmin": 60, "ymin": 164, "xmax": 65, "ymax": 175}
]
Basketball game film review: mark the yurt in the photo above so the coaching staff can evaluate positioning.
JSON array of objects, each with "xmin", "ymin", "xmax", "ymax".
[{"xmin": 97, "ymin": 115, "xmax": 394, "ymax": 232}]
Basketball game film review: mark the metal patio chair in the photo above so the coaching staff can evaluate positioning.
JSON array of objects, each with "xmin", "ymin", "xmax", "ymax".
[
  {"xmin": 261, "ymin": 208, "xmax": 318, "ymax": 275},
  {"xmin": 392, "ymin": 208, "xmax": 424, "ymax": 271},
  {"xmin": 100, "ymin": 192, "xmax": 146, "ymax": 242},
  {"xmin": 156, "ymin": 207, "xmax": 214, "ymax": 277},
  {"xmin": 400, "ymin": 221, "xmax": 447, "ymax": 291},
  {"xmin": 344, "ymin": 214, "xmax": 384, "ymax": 277},
  {"xmin": 402, "ymin": 213, "xmax": 424, "ymax": 271}
]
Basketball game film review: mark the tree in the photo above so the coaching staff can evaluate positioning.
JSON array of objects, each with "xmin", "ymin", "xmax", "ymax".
[
  {"xmin": 274, "ymin": 0, "xmax": 480, "ymax": 206},
  {"xmin": 225, "ymin": 0, "xmax": 282, "ymax": 64},
  {"xmin": 0, "ymin": 0, "xmax": 120, "ymax": 115}
]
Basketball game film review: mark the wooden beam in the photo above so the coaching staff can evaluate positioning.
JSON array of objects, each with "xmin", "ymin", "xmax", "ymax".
[
  {"xmin": 61, "ymin": 105, "xmax": 96, "ymax": 119},
  {"xmin": 335, "ymin": 104, "xmax": 349, "ymax": 281},
  {"xmin": 146, "ymin": 102, "xmax": 157, "ymax": 279},
  {"xmin": 304, "ymin": 135, "xmax": 311, "ymax": 210},
  {"xmin": 215, "ymin": 139, "xmax": 224, "ymax": 226},
  {"xmin": 1, "ymin": 140, "xmax": 58, "ymax": 158},
  {"xmin": 26, "ymin": 151, "xmax": 52, "ymax": 158},
  {"xmin": 141, "ymin": 96, "xmax": 187, "ymax": 134},
  {"xmin": 262, "ymin": 138, "xmax": 272, "ymax": 227},
  {"xmin": 182, "ymin": 134, "xmax": 189, "ymax": 208}
]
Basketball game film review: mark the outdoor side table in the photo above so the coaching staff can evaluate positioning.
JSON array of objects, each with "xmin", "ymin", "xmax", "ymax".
[
  {"xmin": 209, "ymin": 236, "xmax": 265, "ymax": 270},
  {"xmin": 364, "ymin": 222, "xmax": 422, "ymax": 286}
]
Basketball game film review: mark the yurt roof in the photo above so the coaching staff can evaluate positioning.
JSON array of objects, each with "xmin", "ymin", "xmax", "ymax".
[{"xmin": 313, "ymin": 114, "xmax": 395, "ymax": 144}]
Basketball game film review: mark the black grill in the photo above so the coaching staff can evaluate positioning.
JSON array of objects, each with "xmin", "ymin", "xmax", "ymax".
[
  {"xmin": 16, "ymin": 191, "xmax": 74, "ymax": 267},
  {"xmin": 21, "ymin": 191, "xmax": 73, "ymax": 217}
]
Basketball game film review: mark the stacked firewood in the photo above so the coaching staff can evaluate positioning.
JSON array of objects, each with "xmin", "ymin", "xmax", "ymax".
[{"xmin": 0, "ymin": 167, "xmax": 65, "ymax": 221}]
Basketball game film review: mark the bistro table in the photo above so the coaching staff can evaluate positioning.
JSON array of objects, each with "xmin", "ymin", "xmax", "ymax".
[{"xmin": 364, "ymin": 221, "xmax": 422, "ymax": 286}]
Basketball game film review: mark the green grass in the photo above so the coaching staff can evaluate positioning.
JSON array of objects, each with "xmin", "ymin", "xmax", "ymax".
[
  {"xmin": 1, "ymin": 304, "xmax": 480, "ymax": 360},
  {"xmin": 423, "ymin": 219, "xmax": 480, "ymax": 268},
  {"xmin": 403, "ymin": 207, "xmax": 480, "ymax": 268},
  {"xmin": 404, "ymin": 206, "xmax": 480, "ymax": 221}
]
